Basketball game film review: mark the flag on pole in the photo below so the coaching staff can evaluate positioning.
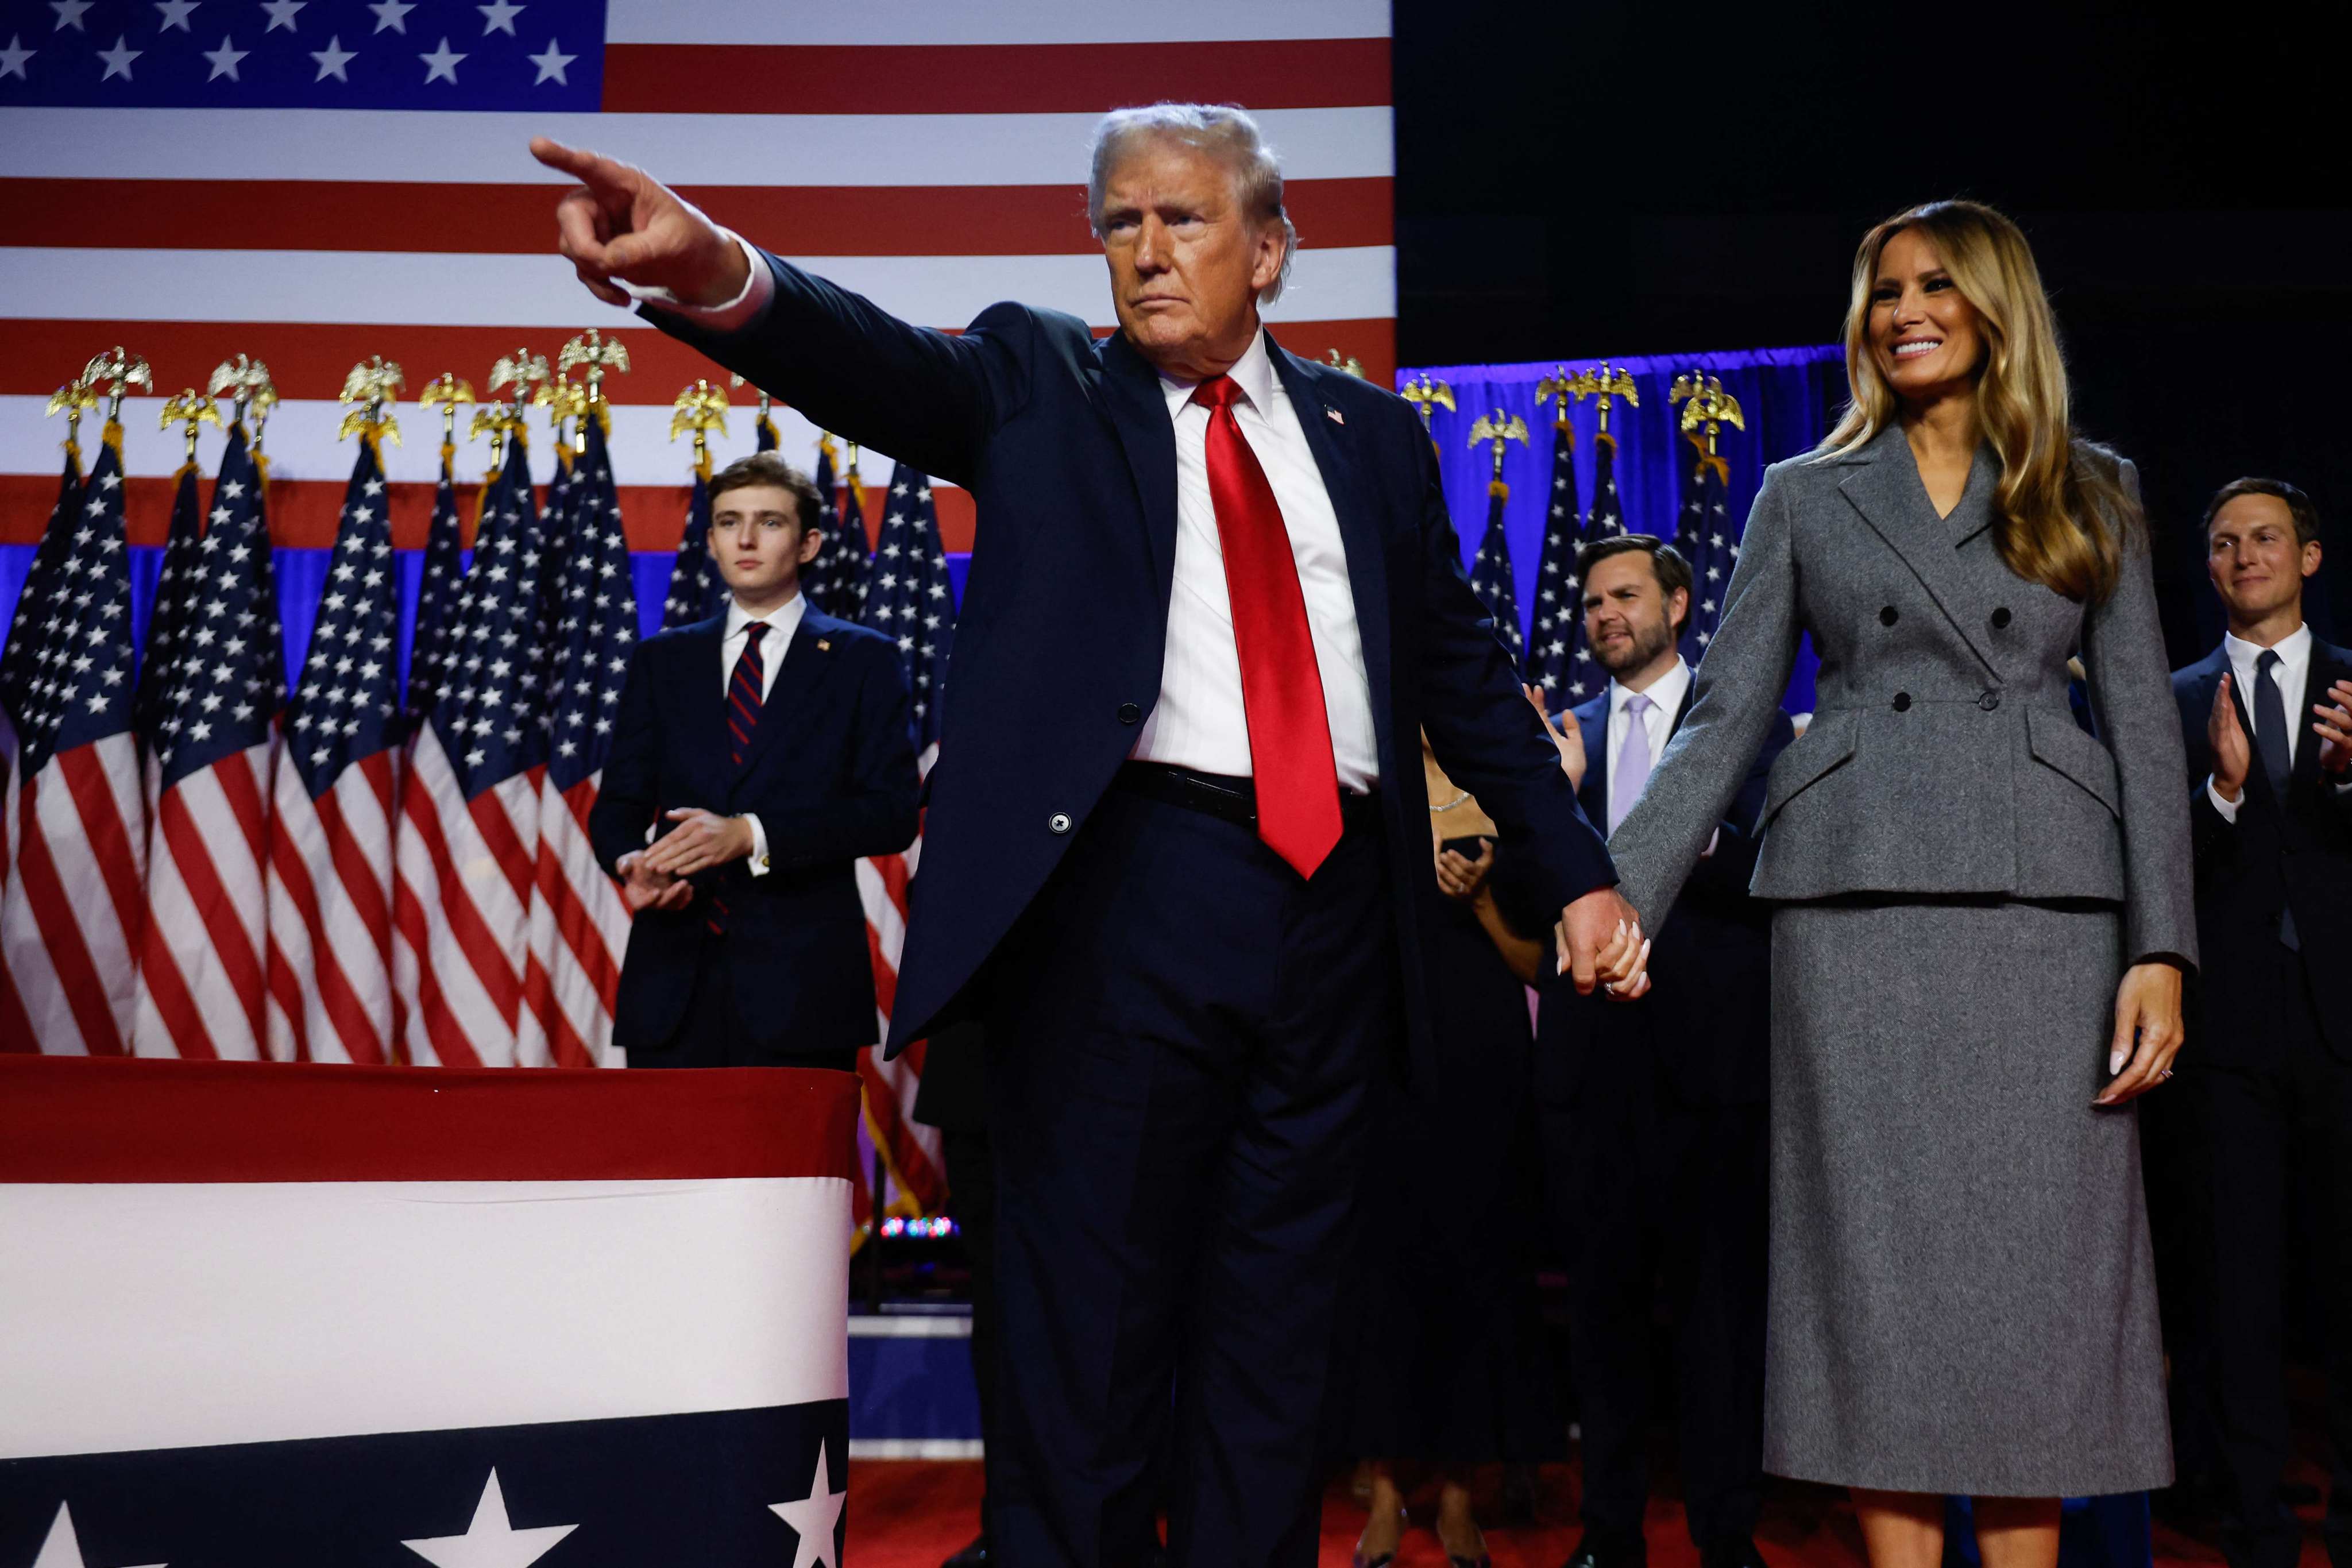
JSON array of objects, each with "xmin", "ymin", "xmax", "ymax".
[
  {"xmin": 0, "ymin": 442, "xmax": 86, "ymax": 735},
  {"xmin": 1467, "ymin": 481, "xmax": 1523, "ymax": 663},
  {"xmin": 854, "ymin": 462, "xmax": 958, "ymax": 1213},
  {"xmin": 133, "ymin": 418, "xmax": 283, "ymax": 1060},
  {"xmin": 522, "ymin": 411, "xmax": 634, "ymax": 1069},
  {"xmin": 266, "ymin": 423, "xmax": 402, "ymax": 1066},
  {"xmin": 129, "ymin": 453, "xmax": 204, "ymax": 758},
  {"xmin": 392, "ymin": 437, "xmax": 552, "ymax": 1068},
  {"xmin": 401, "ymin": 438, "xmax": 470, "ymax": 737},
  {"xmin": 0, "ymin": 423, "xmax": 147, "ymax": 1055},
  {"xmin": 1677, "ymin": 442, "xmax": 1735, "ymax": 660},
  {"xmin": 1524, "ymin": 400, "xmax": 1586, "ymax": 705},
  {"xmin": 659, "ymin": 457, "xmax": 724, "ymax": 630},
  {"xmin": 806, "ymin": 450, "xmax": 871, "ymax": 624}
]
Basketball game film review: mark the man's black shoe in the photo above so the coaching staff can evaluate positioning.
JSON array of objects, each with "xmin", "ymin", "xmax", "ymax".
[
  {"xmin": 1560, "ymin": 1535, "xmax": 1647, "ymax": 1568},
  {"xmin": 942, "ymin": 1536, "xmax": 988, "ymax": 1568}
]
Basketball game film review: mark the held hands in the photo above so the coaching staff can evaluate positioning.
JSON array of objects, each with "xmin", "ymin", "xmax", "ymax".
[
  {"xmin": 2095, "ymin": 961, "xmax": 2185, "ymax": 1106},
  {"xmin": 528, "ymin": 137, "xmax": 748, "ymax": 308},
  {"xmin": 1557, "ymin": 886, "xmax": 1650, "ymax": 1001},
  {"xmin": 2208, "ymin": 673, "xmax": 2251, "ymax": 802},
  {"xmin": 1523, "ymin": 683, "xmax": 1586, "ymax": 791},
  {"xmin": 2318, "ymin": 679, "xmax": 2352, "ymax": 775},
  {"xmin": 615, "ymin": 850, "xmax": 693, "ymax": 914},
  {"xmin": 642, "ymin": 809, "xmax": 755, "ymax": 878}
]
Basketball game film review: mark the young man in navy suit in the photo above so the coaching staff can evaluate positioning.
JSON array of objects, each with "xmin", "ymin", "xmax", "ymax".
[
  {"xmin": 2167, "ymin": 478, "xmax": 2352, "ymax": 1568},
  {"xmin": 1533, "ymin": 534, "xmax": 1792, "ymax": 1568},
  {"xmin": 590, "ymin": 452, "xmax": 919, "ymax": 1073}
]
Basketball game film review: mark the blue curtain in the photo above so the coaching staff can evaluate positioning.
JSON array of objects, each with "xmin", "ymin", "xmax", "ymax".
[
  {"xmin": 0, "ymin": 546, "xmax": 976, "ymax": 698},
  {"xmin": 1400, "ymin": 345, "xmax": 1846, "ymax": 713}
]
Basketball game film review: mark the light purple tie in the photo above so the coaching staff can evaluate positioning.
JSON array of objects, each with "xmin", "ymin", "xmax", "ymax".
[{"xmin": 1610, "ymin": 692, "xmax": 1654, "ymax": 833}]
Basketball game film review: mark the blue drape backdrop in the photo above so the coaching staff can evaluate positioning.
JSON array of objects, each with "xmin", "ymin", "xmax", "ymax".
[{"xmin": 1401, "ymin": 345, "xmax": 1847, "ymax": 713}]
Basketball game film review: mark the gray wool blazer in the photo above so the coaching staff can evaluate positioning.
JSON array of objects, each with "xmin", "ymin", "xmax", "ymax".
[{"xmin": 1609, "ymin": 423, "xmax": 2198, "ymax": 968}]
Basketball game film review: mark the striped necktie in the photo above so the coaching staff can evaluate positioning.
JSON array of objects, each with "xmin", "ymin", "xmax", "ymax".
[{"xmin": 708, "ymin": 621, "xmax": 771, "ymax": 934}]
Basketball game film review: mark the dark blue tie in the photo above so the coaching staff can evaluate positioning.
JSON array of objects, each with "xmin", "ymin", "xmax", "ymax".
[{"xmin": 2252, "ymin": 649, "xmax": 2299, "ymax": 950}]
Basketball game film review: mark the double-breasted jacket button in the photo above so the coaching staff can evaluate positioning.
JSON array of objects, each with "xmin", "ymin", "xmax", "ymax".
[
  {"xmin": 1978, "ymin": 689, "xmax": 2002, "ymax": 712},
  {"xmin": 1117, "ymin": 702, "xmax": 1142, "ymax": 725},
  {"xmin": 1879, "ymin": 605, "xmax": 1899, "ymax": 627},
  {"xmin": 1990, "ymin": 607, "xmax": 2013, "ymax": 629},
  {"xmin": 1892, "ymin": 692, "xmax": 1912, "ymax": 712},
  {"xmin": 1048, "ymin": 812, "xmax": 1072, "ymax": 834}
]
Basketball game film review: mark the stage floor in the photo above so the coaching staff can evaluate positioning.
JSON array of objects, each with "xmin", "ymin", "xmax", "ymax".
[{"xmin": 843, "ymin": 1461, "xmax": 2330, "ymax": 1568}]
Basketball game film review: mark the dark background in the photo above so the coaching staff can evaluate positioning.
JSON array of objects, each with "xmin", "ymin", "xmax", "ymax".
[{"xmin": 1391, "ymin": 0, "xmax": 2348, "ymax": 663}]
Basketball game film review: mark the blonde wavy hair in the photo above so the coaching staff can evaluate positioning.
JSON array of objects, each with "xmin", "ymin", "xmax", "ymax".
[{"xmin": 1819, "ymin": 199, "xmax": 2135, "ymax": 602}]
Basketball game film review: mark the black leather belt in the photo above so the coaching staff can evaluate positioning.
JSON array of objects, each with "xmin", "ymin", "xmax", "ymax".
[{"xmin": 1115, "ymin": 762, "xmax": 1380, "ymax": 833}]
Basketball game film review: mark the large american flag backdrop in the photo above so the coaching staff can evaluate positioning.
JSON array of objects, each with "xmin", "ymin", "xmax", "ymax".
[{"xmin": 0, "ymin": 1, "xmax": 1397, "ymax": 1216}]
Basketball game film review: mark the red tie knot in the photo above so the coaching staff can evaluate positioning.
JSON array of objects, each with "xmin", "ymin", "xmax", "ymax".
[
  {"xmin": 743, "ymin": 621, "xmax": 769, "ymax": 647},
  {"xmin": 1191, "ymin": 374, "xmax": 1243, "ymax": 414}
]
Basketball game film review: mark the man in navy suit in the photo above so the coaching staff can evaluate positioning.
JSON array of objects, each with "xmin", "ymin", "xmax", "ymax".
[
  {"xmin": 532, "ymin": 105, "xmax": 1645, "ymax": 1568},
  {"xmin": 589, "ymin": 451, "xmax": 919, "ymax": 1073},
  {"xmin": 1532, "ymin": 534, "xmax": 1791, "ymax": 1568},
  {"xmin": 2166, "ymin": 477, "xmax": 2352, "ymax": 1568}
]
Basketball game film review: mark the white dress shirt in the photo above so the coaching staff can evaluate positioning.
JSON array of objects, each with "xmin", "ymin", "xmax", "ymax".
[
  {"xmin": 2206, "ymin": 623, "xmax": 2347, "ymax": 822},
  {"xmin": 717, "ymin": 592, "xmax": 807, "ymax": 875},
  {"xmin": 1130, "ymin": 330, "xmax": 1379, "ymax": 790},
  {"xmin": 1605, "ymin": 657, "xmax": 1713, "ymax": 853}
]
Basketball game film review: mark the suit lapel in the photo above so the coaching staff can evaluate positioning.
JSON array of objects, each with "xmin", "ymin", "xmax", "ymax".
[
  {"xmin": 1575, "ymin": 697, "xmax": 1608, "ymax": 827},
  {"xmin": 678, "ymin": 616, "xmax": 732, "ymax": 800},
  {"xmin": 1837, "ymin": 426, "xmax": 2005, "ymax": 681},
  {"xmin": 1097, "ymin": 333, "xmax": 1180, "ymax": 607},
  {"xmin": 737, "ymin": 605, "xmax": 841, "ymax": 781},
  {"xmin": 1269, "ymin": 334, "xmax": 1393, "ymax": 754}
]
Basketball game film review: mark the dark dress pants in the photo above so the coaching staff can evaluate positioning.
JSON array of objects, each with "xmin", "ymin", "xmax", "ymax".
[
  {"xmin": 982, "ymin": 785, "xmax": 1396, "ymax": 1568},
  {"xmin": 944, "ymin": 1126, "xmax": 998, "ymax": 1536},
  {"xmin": 625, "ymin": 934, "xmax": 859, "ymax": 1073},
  {"xmin": 1541, "ymin": 1040, "xmax": 1769, "ymax": 1555},
  {"xmin": 2187, "ymin": 949, "xmax": 2352, "ymax": 1568}
]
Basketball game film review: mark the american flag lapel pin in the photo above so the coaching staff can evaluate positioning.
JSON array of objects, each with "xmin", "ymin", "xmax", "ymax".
[
  {"xmin": 1325, "ymin": 405, "xmax": 1345, "ymax": 425},
  {"xmin": 816, "ymin": 639, "xmax": 831, "ymax": 651}
]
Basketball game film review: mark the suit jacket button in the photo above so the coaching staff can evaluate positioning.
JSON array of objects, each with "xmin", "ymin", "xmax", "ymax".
[
  {"xmin": 1880, "ymin": 605, "xmax": 1899, "ymax": 627},
  {"xmin": 1117, "ymin": 702, "xmax": 1141, "ymax": 725},
  {"xmin": 1048, "ymin": 812, "xmax": 1072, "ymax": 834},
  {"xmin": 1991, "ymin": 607, "xmax": 2013, "ymax": 629},
  {"xmin": 1892, "ymin": 692, "xmax": 1912, "ymax": 712},
  {"xmin": 1979, "ymin": 689, "xmax": 2002, "ymax": 711}
]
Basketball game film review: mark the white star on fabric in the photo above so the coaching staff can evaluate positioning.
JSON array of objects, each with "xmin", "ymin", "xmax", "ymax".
[
  {"xmin": 768, "ymin": 1446, "xmax": 846, "ymax": 1568},
  {"xmin": 401, "ymin": 1469, "xmax": 574, "ymax": 1568},
  {"xmin": 258, "ymin": 0, "xmax": 303, "ymax": 31},
  {"xmin": 309, "ymin": 33, "xmax": 353, "ymax": 76},
  {"xmin": 366, "ymin": 0, "xmax": 412, "ymax": 29},
  {"xmin": 28, "ymin": 1502, "xmax": 168, "ymax": 1568},
  {"xmin": 419, "ymin": 34, "xmax": 464, "ymax": 81},
  {"xmin": 202, "ymin": 33, "xmax": 246, "ymax": 78},
  {"xmin": 0, "ymin": 34, "xmax": 32, "ymax": 76},
  {"xmin": 476, "ymin": 0, "xmax": 522, "ymax": 34},
  {"xmin": 96, "ymin": 33, "xmax": 140, "ymax": 77},
  {"xmin": 156, "ymin": 0, "xmax": 200, "ymax": 30},
  {"xmin": 526, "ymin": 36, "xmax": 570, "ymax": 82},
  {"xmin": 49, "ymin": 0, "xmax": 91, "ymax": 30}
]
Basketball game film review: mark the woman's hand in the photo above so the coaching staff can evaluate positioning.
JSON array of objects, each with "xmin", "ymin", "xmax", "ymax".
[
  {"xmin": 1523, "ymin": 683, "xmax": 1586, "ymax": 791},
  {"xmin": 2096, "ymin": 961, "xmax": 2185, "ymax": 1106},
  {"xmin": 1434, "ymin": 836, "xmax": 1494, "ymax": 903}
]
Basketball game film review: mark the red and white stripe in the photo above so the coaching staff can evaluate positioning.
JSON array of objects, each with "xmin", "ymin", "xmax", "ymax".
[
  {"xmin": 389, "ymin": 727, "xmax": 538, "ymax": 1068},
  {"xmin": 521, "ymin": 770, "xmax": 629, "ymax": 1071},
  {"xmin": 264, "ymin": 749, "xmax": 397, "ymax": 1067},
  {"xmin": 130, "ymin": 740, "xmax": 275, "ymax": 1060},
  {"xmin": 856, "ymin": 745, "xmax": 943, "ymax": 1212},
  {"xmin": 0, "ymin": 733, "xmax": 145, "ymax": 1056}
]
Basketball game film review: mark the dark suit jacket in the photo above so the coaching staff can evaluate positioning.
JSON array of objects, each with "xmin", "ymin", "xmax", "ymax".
[
  {"xmin": 588, "ymin": 604, "xmax": 920, "ymax": 1056},
  {"xmin": 650, "ymin": 253, "xmax": 1614, "ymax": 1067},
  {"xmin": 2171, "ymin": 637, "xmax": 2352, "ymax": 1063},
  {"xmin": 1530, "ymin": 679, "xmax": 1792, "ymax": 1107}
]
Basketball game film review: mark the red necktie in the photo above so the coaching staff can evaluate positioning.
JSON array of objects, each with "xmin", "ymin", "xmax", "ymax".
[
  {"xmin": 707, "ymin": 620, "xmax": 770, "ymax": 934},
  {"xmin": 1191, "ymin": 375, "xmax": 1342, "ymax": 879}
]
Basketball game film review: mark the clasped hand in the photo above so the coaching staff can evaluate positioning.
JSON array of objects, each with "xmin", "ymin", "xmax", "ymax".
[{"xmin": 614, "ymin": 809, "xmax": 755, "ymax": 914}]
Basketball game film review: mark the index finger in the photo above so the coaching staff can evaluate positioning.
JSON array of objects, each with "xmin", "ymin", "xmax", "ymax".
[{"xmin": 530, "ymin": 136, "xmax": 632, "ymax": 190}]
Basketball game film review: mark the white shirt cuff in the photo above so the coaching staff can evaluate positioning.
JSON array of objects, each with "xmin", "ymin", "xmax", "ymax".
[
  {"xmin": 743, "ymin": 813, "xmax": 770, "ymax": 876},
  {"xmin": 628, "ymin": 231, "xmax": 774, "ymax": 331},
  {"xmin": 2206, "ymin": 778, "xmax": 2241, "ymax": 824}
]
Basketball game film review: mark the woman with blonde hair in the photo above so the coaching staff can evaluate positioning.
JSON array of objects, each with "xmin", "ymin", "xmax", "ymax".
[{"xmin": 1605, "ymin": 199, "xmax": 2196, "ymax": 1568}]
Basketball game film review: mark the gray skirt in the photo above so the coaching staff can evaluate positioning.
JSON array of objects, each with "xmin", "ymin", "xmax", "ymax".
[{"xmin": 1763, "ymin": 898, "xmax": 2171, "ymax": 1497}]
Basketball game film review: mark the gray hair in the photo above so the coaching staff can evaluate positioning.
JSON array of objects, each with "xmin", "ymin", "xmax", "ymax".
[{"xmin": 1086, "ymin": 102, "xmax": 1298, "ymax": 306}]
